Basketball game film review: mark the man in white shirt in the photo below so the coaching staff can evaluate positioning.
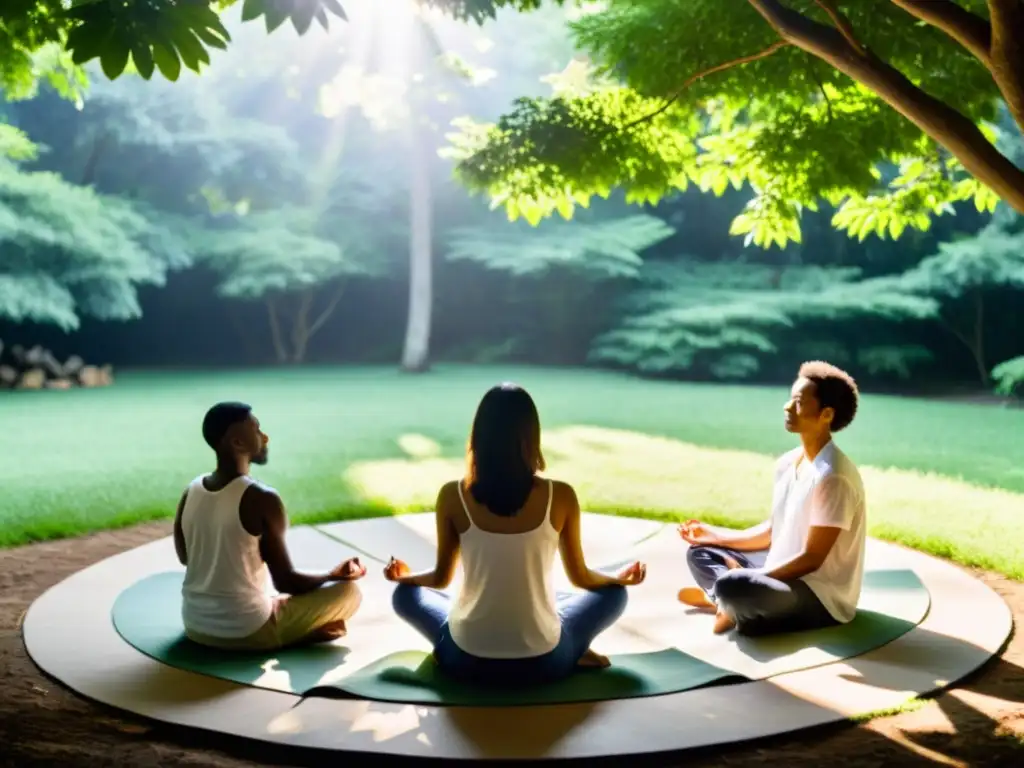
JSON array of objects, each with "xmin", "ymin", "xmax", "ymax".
[{"xmin": 677, "ymin": 361, "xmax": 866, "ymax": 636}]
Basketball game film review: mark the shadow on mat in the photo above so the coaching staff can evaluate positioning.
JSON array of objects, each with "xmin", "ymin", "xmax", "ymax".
[
  {"xmin": 726, "ymin": 568, "xmax": 928, "ymax": 665},
  {"xmin": 152, "ymin": 636, "xmax": 352, "ymax": 692},
  {"xmin": 302, "ymin": 647, "xmax": 747, "ymax": 707},
  {"xmin": 732, "ymin": 611, "xmax": 920, "ymax": 664}
]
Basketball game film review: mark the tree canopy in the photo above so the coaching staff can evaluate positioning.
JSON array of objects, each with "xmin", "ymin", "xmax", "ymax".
[
  {"xmin": 590, "ymin": 257, "xmax": 939, "ymax": 379},
  {"xmin": 7, "ymin": 2, "xmax": 1023, "ymax": 251},
  {"xmin": 0, "ymin": 123, "xmax": 189, "ymax": 329},
  {"xmin": 440, "ymin": 0, "xmax": 1024, "ymax": 249}
]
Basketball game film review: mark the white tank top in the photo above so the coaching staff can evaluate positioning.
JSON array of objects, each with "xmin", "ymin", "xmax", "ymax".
[
  {"xmin": 180, "ymin": 475, "xmax": 273, "ymax": 638},
  {"xmin": 447, "ymin": 479, "xmax": 562, "ymax": 659}
]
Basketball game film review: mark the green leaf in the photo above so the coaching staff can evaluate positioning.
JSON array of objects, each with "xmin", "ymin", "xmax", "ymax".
[
  {"xmin": 169, "ymin": 25, "xmax": 210, "ymax": 73},
  {"xmin": 292, "ymin": 0, "xmax": 318, "ymax": 35},
  {"xmin": 151, "ymin": 41, "xmax": 182, "ymax": 81},
  {"xmin": 265, "ymin": 0, "xmax": 294, "ymax": 33},
  {"xmin": 192, "ymin": 25, "xmax": 230, "ymax": 51},
  {"xmin": 175, "ymin": 4, "xmax": 233, "ymax": 46},
  {"xmin": 130, "ymin": 41, "xmax": 155, "ymax": 80},
  {"xmin": 888, "ymin": 216, "xmax": 906, "ymax": 239},
  {"xmin": 241, "ymin": 0, "xmax": 266, "ymax": 22},
  {"xmin": 66, "ymin": 24, "xmax": 113, "ymax": 66}
]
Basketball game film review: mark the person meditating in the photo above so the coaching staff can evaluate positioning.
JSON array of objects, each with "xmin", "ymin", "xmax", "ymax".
[
  {"xmin": 385, "ymin": 383, "xmax": 647, "ymax": 684},
  {"xmin": 678, "ymin": 361, "xmax": 866, "ymax": 637},
  {"xmin": 173, "ymin": 401, "xmax": 366, "ymax": 651}
]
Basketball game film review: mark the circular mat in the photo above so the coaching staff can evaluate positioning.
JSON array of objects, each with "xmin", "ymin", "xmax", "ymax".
[{"xmin": 24, "ymin": 513, "xmax": 1012, "ymax": 761}]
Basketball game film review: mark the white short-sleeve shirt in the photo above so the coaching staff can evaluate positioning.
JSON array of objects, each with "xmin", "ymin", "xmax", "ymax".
[{"xmin": 762, "ymin": 441, "xmax": 867, "ymax": 623}]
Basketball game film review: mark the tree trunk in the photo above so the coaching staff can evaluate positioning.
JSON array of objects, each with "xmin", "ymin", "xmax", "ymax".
[
  {"xmin": 971, "ymin": 290, "xmax": 988, "ymax": 386},
  {"xmin": 747, "ymin": 0, "xmax": 1024, "ymax": 214},
  {"xmin": 291, "ymin": 292, "xmax": 313, "ymax": 364},
  {"xmin": 400, "ymin": 122, "xmax": 433, "ymax": 373},
  {"xmin": 265, "ymin": 298, "xmax": 289, "ymax": 364}
]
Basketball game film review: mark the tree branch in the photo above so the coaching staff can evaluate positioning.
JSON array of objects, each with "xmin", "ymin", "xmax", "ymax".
[
  {"xmin": 988, "ymin": 0, "xmax": 1024, "ymax": 134},
  {"xmin": 813, "ymin": 0, "xmax": 865, "ymax": 54},
  {"xmin": 622, "ymin": 40, "xmax": 791, "ymax": 129},
  {"xmin": 746, "ymin": 0, "xmax": 1024, "ymax": 213},
  {"xmin": 307, "ymin": 282, "xmax": 346, "ymax": 339},
  {"xmin": 889, "ymin": 0, "xmax": 992, "ymax": 65},
  {"xmin": 265, "ymin": 297, "xmax": 287, "ymax": 363}
]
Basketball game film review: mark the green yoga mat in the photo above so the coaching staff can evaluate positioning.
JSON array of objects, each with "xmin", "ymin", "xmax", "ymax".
[
  {"xmin": 112, "ymin": 572, "xmax": 355, "ymax": 694},
  {"xmin": 113, "ymin": 569, "xmax": 928, "ymax": 706},
  {"xmin": 308, "ymin": 648, "xmax": 743, "ymax": 706}
]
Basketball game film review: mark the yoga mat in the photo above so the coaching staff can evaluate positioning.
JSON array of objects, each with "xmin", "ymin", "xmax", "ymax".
[
  {"xmin": 111, "ymin": 572, "xmax": 359, "ymax": 693},
  {"xmin": 308, "ymin": 648, "xmax": 742, "ymax": 707},
  {"xmin": 112, "ymin": 566, "xmax": 930, "ymax": 705}
]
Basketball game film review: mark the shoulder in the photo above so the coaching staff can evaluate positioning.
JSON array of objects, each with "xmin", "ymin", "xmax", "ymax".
[
  {"xmin": 436, "ymin": 479, "xmax": 463, "ymax": 505},
  {"xmin": 242, "ymin": 481, "xmax": 283, "ymax": 511},
  {"xmin": 177, "ymin": 476, "xmax": 204, "ymax": 510},
  {"xmin": 548, "ymin": 478, "xmax": 579, "ymax": 507},
  {"xmin": 774, "ymin": 448, "xmax": 801, "ymax": 477},
  {"xmin": 824, "ymin": 445, "xmax": 863, "ymax": 488}
]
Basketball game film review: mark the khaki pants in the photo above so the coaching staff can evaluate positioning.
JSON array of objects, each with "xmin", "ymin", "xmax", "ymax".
[{"xmin": 186, "ymin": 581, "xmax": 363, "ymax": 651}]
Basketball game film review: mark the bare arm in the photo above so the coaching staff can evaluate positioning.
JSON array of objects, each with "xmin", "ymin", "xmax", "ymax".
[
  {"xmin": 558, "ymin": 484, "xmax": 622, "ymax": 591},
  {"xmin": 396, "ymin": 485, "xmax": 461, "ymax": 589},
  {"xmin": 173, "ymin": 490, "xmax": 188, "ymax": 566},
  {"xmin": 709, "ymin": 520, "xmax": 772, "ymax": 551},
  {"xmin": 253, "ymin": 488, "xmax": 338, "ymax": 595},
  {"xmin": 761, "ymin": 525, "xmax": 841, "ymax": 581}
]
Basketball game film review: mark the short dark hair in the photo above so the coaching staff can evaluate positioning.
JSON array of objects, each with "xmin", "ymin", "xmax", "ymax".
[
  {"xmin": 202, "ymin": 402, "xmax": 252, "ymax": 450},
  {"xmin": 798, "ymin": 361, "xmax": 859, "ymax": 432}
]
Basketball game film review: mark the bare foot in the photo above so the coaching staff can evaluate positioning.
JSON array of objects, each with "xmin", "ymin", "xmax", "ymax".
[
  {"xmin": 678, "ymin": 586, "xmax": 715, "ymax": 610},
  {"xmin": 306, "ymin": 619, "xmax": 347, "ymax": 644},
  {"xmin": 713, "ymin": 611, "xmax": 736, "ymax": 635},
  {"xmin": 576, "ymin": 648, "xmax": 611, "ymax": 668}
]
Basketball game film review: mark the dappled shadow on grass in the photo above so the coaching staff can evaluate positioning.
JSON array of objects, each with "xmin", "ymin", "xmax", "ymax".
[{"xmin": 341, "ymin": 425, "xmax": 1024, "ymax": 581}]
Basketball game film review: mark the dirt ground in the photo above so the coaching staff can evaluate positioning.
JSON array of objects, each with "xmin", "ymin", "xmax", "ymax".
[{"xmin": 1, "ymin": 523, "xmax": 1022, "ymax": 768}]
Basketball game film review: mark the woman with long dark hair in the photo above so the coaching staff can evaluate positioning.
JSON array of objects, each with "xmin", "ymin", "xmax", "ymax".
[{"xmin": 385, "ymin": 382, "xmax": 646, "ymax": 684}]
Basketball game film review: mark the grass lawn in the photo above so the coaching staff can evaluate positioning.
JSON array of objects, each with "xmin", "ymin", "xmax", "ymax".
[{"xmin": 2, "ymin": 364, "xmax": 1023, "ymax": 578}]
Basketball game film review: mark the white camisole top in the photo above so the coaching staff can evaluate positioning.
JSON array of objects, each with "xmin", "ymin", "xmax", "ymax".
[{"xmin": 446, "ymin": 479, "xmax": 562, "ymax": 659}]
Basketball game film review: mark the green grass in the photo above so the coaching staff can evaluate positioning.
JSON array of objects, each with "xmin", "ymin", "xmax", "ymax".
[{"xmin": 2, "ymin": 365, "xmax": 1023, "ymax": 578}]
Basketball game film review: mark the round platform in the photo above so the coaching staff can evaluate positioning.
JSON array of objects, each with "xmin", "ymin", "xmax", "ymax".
[{"xmin": 24, "ymin": 513, "xmax": 1012, "ymax": 761}]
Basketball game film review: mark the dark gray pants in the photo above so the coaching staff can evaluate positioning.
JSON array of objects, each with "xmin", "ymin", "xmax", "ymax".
[{"xmin": 686, "ymin": 545, "xmax": 838, "ymax": 636}]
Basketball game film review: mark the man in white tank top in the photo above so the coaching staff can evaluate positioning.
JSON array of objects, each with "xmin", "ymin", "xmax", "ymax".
[
  {"xmin": 173, "ymin": 402, "xmax": 365, "ymax": 651},
  {"xmin": 677, "ymin": 362, "xmax": 867, "ymax": 637}
]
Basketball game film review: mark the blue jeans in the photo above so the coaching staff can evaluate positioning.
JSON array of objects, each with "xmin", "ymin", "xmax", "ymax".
[
  {"xmin": 392, "ymin": 583, "xmax": 628, "ymax": 685},
  {"xmin": 686, "ymin": 545, "xmax": 838, "ymax": 636}
]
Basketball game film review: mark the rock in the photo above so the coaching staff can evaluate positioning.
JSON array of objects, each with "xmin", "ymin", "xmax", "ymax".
[
  {"xmin": 0, "ymin": 365, "xmax": 16, "ymax": 387},
  {"xmin": 98, "ymin": 364, "xmax": 114, "ymax": 386},
  {"xmin": 63, "ymin": 355, "xmax": 84, "ymax": 377},
  {"xmin": 45, "ymin": 378, "xmax": 73, "ymax": 390},
  {"xmin": 17, "ymin": 368, "xmax": 46, "ymax": 390},
  {"xmin": 78, "ymin": 365, "xmax": 102, "ymax": 388}
]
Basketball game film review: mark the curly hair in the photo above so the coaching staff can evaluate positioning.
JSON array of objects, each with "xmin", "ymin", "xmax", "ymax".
[{"xmin": 798, "ymin": 361, "xmax": 860, "ymax": 432}]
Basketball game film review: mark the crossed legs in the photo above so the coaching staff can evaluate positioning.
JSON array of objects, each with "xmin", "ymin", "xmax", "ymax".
[
  {"xmin": 186, "ymin": 581, "xmax": 364, "ymax": 651},
  {"xmin": 682, "ymin": 545, "xmax": 837, "ymax": 636},
  {"xmin": 392, "ymin": 583, "xmax": 628, "ymax": 682}
]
